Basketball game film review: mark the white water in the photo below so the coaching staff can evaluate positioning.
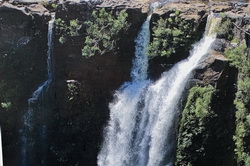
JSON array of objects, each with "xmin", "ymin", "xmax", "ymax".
[
  {"xmin": 0, "ymin": 127, "xmax": 3, "ymax": 166},
  {"xmin": 131, "ymin": 15, "xmax": 151, "ymax": 81},
  {"xmin": 98, "ymin": 14, "xmax": 220, "ymax": 166},
  {"xmin": 20, "ymin": 14, "xmax": 55, "ymax": 166}
]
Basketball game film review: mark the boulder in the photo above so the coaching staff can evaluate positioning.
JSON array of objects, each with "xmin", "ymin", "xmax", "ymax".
[{"xmin": 194, "ymin": 53, "xmax": 229, "ymax": 88}]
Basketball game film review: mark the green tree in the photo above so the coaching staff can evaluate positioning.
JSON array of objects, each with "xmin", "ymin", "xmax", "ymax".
[
  {"xmin": 55, "ymin": 18, "xmax": 82, "ymax": 44},
  {"xmin": 148, "ymin": 10, "xmax": 195, "ymax": 58},
  {"xmin": 176, "ymin": 85, "xmax": 215, "ymax": 166},
  {"xmin": 225, "ymin": 42, "xmax": 250, "ymax": 165},
  {"xmin": 82, "ymin": 9, "xmax": 129, "ymax": 58}
]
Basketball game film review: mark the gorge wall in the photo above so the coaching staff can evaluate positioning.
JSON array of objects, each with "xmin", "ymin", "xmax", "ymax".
[{"xmin": 0, "ymin": 0, "xmax": 249, "ymax": 165}]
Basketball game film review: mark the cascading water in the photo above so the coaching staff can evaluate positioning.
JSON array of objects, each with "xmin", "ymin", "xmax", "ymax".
[
  {"xmin": 137, "ymin": 14, "xmax": 221, "ymax": 166},
  {"xmin": 20, "ymin": 14, "xmax": 55, "ymax": 166},
  {"xmin": 98, "ymin": 14, "xmax": 152, "ymax": 166},
  {"xmin": 98, "ymin": 13, "xmax": 221, "ymax": 166}
]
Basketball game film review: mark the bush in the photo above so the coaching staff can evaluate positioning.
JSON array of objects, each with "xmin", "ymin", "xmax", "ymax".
[
  {"xmin": 82, "ymin": 9, "xmax": 129, "ymax": 58},
  {"xmin": 176, "ymin": 85, "xmax": 215, "ymax": 166},
  {"xmin": 225, "ymin": 43, "xmax": 249, "ymax": 77},
  {"xmin": 148, "ymin": 11, "xmax": 195, "ymax": 58},
  {"xmin": 1, "ymin": 102, "xmax": 12, "ymax": 110},
  {"xmin": 216, "ymin": 18, "xmax": 233, "ymax": 40},
  {"xmin": 55, "ymin": 18, "xmax": 82, "ymax": 44},
  {"xmin": 225, "ymin": 42, "xmax": 250, "ymax": 165}
]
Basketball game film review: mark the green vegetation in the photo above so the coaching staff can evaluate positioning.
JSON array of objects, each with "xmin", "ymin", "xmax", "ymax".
[
  {"xmin": 55, "ymin": 18, "xmax": 82, "ymax": 44},
  {"xmin": 176, "ymin": 85, "xmax": 216, "ymax": 166},
  {"xmin": 225, "ymin": 43, "xmax": 249, "ymax": 76},
  {"xmin": 1, "ymin": 102, "xmax": 12, "ymax": 110},
  {"xmin": 40, "ymin": 0, "xmax": 57, "ymax": 10},
  {"xmin": 225, "ymin": 42, "xmax": 250, "ymax": 165},
  {"xmin": 40, "ymin": 1, "xmax": 49, "ymax": 7},
  {"xmin": 55, "ymin": 9, "xmax": 129, "ymax": 58},
  {"xmin": 148, "ymin": 11, "xmax": 195, "ymax": 58},
  {"xmin": 82, "ymin": 8, "xmax": 129, "ymax": 58},
  {"xmin": 216, "ymin": 18, "xmax": 233, "ymax": 40},
  {"xmin": 67, "ymin": 82, "xmax": 78, "ymax": 101}
]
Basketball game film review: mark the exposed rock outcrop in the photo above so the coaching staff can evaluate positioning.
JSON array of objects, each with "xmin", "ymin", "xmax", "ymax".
[{"xmin": 0, "ymin": 2, "xmax": 49, "ymax": 166}]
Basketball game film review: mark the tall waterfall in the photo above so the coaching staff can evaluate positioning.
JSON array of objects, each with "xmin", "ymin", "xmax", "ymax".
[
  {"xmin": 98, "ymin": 14, "xmax": 220, "ymax": 166},
  {"xmin": 20, "ymin": 14, "xmax": 55, "ymax": 166}
]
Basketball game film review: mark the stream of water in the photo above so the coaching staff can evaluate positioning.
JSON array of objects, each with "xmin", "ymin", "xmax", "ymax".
[
  {"xmin": 20, "ymin": 14, "xmax": 55, "ymax": 166},
  {"xmin": 98, "ymin": 13, "xmax": 221, "ymax": 166}
]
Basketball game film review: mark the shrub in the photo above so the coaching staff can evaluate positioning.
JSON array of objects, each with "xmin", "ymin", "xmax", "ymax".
[
  {"xmin": 225, "ymin": 42, "xmax": 250, "ymax": 165},
  {"xmin": 82, "ymin": 9, "xmax": 129, "ymax": 58},
  {"xmin": 55, "ymin": 18, "xmax": 82, "ymax": 44},
  {"xmin": 176, "ymin": 85, "xmax": 215, "ymax": 166},
  {"xmin": 225, "ymin": 43, "xmax": 249, "ymax": 77},
  {"xmin": 216, "ymin": 18, "xmax": 233, "ymax": 40},
  {"xmin": 148, "ymin": 11, "xmax": 195, "ymax": 58},
  {"xmin": 1, "ymin": 102, "xmax": 12, "ymax": 110}
]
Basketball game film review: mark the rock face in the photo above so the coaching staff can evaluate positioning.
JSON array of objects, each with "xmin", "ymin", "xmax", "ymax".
[
  {"xmin": 189, "ymin": 51, "xmax": 238, "ymax": 166},
  {"xmin": 195, "ymin": 53, "xmax": 229, "ymax": 87},
  {"xmin": 0, "ymin": 2, "xmax": 49, "ymax": 166},
  {"xmin": 0, "ymin": 0, "xmax": 249, "ymax": 165},
  {"xmin": 47, "ymin": 1, "xmax": 148, "ymax": 166}
]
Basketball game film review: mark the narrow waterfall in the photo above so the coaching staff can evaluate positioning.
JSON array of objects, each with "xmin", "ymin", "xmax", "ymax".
[
  {"xmin": 0, "ymin": 127, "xmax": 3, "ymax": 166},
  {"xmin": 98, "ymin": 14, "xmax": 152, "ymax": 166},
  {"xmin": 20, "ymin": 14, "xmax": 55, "ymax": 166},
  {"xmin": 98, "ymin": 14, "xmax": 220, "ymax": 166}
]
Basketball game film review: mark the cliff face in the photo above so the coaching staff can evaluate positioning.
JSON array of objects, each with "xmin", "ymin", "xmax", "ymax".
[
  {"xmin": 49, "ymin": 2, "xmax": 147, "ymax": 165},
  {"xmin": 176, "ymin": 3, "xmax": 250, "ymax": 165},
  {"xmin": 0, "ymin": 0, "xmax": 249, "ymax": 165},
  {"xmin": 0, "ymin": 3, "xmax": 50, "ymax": 165}
]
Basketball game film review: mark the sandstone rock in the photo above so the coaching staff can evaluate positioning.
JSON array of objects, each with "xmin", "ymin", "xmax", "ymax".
[
  {"xmin": 180, "ymin": 14, "xmax": 201, "ymax": 22},
  {"xmin": 195, "ymin": 54, "xmax": 228, "ymax": 87},
  {"xmin": 98, "ymin": 0, "xmax": 150, "ymax": 13},
  {"xmin": 0, "ymin": 2, "xmax": 29, "ymax": 15},
  {"xmin": 0, "ymin": 2, "xmax": 50, "ymax": 17},
  {"xmin": 212, "ymin": 39, "xmax": 227, "ymax": 52},
  {"xmin": 210, "ymin": 3, "xmax": 233, "ymax": 12},
  {"xmin": 154, "ymin": 2, "xmax": 207, "ymax": 23},
  {"xmin": 9, "ymin": 0, "xmax": 40, "ymax": 5},
  {"xmin": 27, "ymin": 3, "xmax": 50, "ymax": 16}
]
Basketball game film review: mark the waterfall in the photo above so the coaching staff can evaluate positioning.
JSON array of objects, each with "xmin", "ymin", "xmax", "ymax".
[
  {"xmin": 98, "ymin": 14, "xmax": 220, "ymax": 166},
  {"xmin": 20, "ymin": 14, "xmax": 55, "ymax": 166},
  {"xmin": 97, "ymin": 14, "xmax": 152, "ymax": 166},
  {"xmin": 0, "ymin": 127, "xmax": 3, "ymax": 166},
  {"xmin": 131, "ymin": 15, "xmax": 151, "ymax": 81}
]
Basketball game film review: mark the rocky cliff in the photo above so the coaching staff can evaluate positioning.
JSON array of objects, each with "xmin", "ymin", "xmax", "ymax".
[{"xmin": 0, "ymin": 0, "xmax": 249, "ymax": 165}]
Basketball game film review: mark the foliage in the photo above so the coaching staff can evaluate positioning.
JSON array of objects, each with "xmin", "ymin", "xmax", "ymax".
[
  {"xmin": 82, "ymin": 8, "xmax": 129, "ymax": 58},
  {"xmin": 225, "ymin": 43, "xmax": 250, "ymax": 165},
  {"xmin": 219, "ymin": 12, "xmax": 226, "ymax": 18},
  {"xmin": 148, "ymin": 11, "xmax": 195, "ymax": 58},
  {"xmin": 40, "ymin": 0, "xmax": 57, "ymax": 10},
  {"xmin": 176, "ymin": 85, "xmax": 215, "ymax": 166},
  {"xmin": 233, "ymin": 77, "xmax": 250, "ymax": 165},
  {"xmin": 67, "ymin": 82, "xmax": 78, "ymax": 101},
  {"xmin": 216, "ymin": 18, "xmax": 233, "ymax": 40},
  {"xmin": 51, "ymin": 3, "xmax": 57, "ymax": 9},
  {"xmin": 55, "ymin": 18, "xmax": 82, "ymax": 44},
  {"xmin": 40, "ymin": 1, "xmax": 49, "ymax": 7},
  {"xmin": 231, "ymin": 37, "xmax": 239, "ymax": 44},
  {"xmin": 225, "ymin": 43, "xmax": 249, "ymax": 77},
  {"xmin": 1, "ymin": 102, "xmax": 12, "ymax": 110}
]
